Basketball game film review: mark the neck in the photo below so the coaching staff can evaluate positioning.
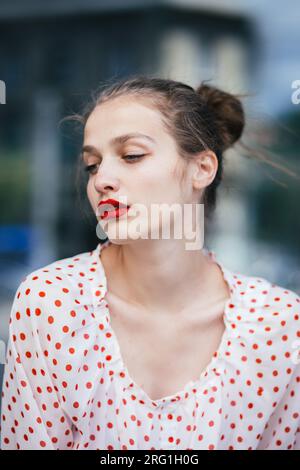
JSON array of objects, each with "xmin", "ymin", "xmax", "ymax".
[{"xmin": 103, "ymin": 238, "xmax": 228, "ymax": 315}]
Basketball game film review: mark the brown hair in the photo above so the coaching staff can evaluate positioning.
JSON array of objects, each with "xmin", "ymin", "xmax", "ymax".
[{"xmin": 63, "ymin": 74, "xmax": 298, "ymax": 222}]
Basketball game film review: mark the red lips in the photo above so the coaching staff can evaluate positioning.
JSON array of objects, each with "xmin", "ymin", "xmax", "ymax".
[
  {"xmin": 98, "ymin": 198, "xmax": 130, "ymax": 220},
  {"xmin": 98, "ymin": 198, "xmax": 129, "ymax": 209}
]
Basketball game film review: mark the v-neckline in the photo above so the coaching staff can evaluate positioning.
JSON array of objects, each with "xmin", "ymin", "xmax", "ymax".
[{"xmin": 91, "ymin": 239, "xmax": 238, "ymax": 409}]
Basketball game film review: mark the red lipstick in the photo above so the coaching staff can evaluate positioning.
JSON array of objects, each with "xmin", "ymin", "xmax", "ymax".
[{"xmin": 98, "ymin": 198, "xmax": 130, "ymax": 220}]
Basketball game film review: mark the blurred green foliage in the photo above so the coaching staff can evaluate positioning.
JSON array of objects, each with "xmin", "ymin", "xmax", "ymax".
[
  {"xmin": 254, "ymin": 110, "xmax": 300, "ymax": 256},
  {"xmin": 0, "ymin": 151, "xmax": 30, "ymax": 223}
]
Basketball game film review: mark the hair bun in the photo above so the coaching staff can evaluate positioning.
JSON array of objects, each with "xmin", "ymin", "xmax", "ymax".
[{"xmin": 196, "ymin": 82, "xmax": 245, "ymax": 152}]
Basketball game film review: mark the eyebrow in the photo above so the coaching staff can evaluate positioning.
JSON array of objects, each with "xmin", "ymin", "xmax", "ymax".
[{"xmin": 81, "ymin": 132, "xmax": 156, "ymax": 156}]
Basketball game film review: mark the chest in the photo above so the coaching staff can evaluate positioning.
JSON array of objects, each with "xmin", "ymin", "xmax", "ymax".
[{"xmin": 105, "ymin": 292, "xmax": 226, "ymax": 402}]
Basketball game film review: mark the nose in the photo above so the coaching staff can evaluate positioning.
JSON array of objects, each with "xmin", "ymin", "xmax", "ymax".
[{"xmin": 93, "ymin": 168, "xmax": 120, "ymax": 195}]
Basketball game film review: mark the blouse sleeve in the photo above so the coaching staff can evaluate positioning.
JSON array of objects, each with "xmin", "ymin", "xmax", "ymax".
[
  {"xmin": 258, "ymin": 363, "xmax": 300, "ymax": 449},
  {"xmin": 0, "ymin": 277, "xmax": 74, "ymax": 450},
  {"xmin": 257, "ymin": 289, "xmax": 300, "ymax": 450}
]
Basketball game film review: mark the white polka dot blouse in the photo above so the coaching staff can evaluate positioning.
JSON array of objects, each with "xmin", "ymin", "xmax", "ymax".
[{"xmin": 1, "ymin": 239, "xmax": 300, "ymax": 450}]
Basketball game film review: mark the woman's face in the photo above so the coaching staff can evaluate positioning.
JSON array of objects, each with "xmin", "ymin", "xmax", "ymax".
[{"xmin": 82, "ymin": 95, "xmax": 201, "ymax": 243}]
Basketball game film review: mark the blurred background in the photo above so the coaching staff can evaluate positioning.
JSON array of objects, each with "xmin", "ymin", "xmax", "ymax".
[{"xmin": 0, "ymin": 0, "xmax": 300, "ymax": 406}]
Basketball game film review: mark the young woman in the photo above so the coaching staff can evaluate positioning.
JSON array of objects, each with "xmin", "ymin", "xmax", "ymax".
[{"xmin": 1, "ymin": 76, "xmax": 299, "ymax": 450}]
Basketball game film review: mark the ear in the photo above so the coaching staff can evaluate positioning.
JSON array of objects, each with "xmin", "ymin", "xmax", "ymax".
[{"xmin": 192, "ymin": 150, "xmax": 218, "ymax": 190}]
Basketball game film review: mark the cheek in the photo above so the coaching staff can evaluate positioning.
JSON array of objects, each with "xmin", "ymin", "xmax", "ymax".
[
  {"xmin": 86, "ymin": 180, "xmax": 97, "ymax": 208},
  {"xmin": 141, "ymin": 162, "xmax": 182, "ymax": 201}
]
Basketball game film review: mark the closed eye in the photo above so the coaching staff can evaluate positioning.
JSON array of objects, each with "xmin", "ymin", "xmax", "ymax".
[
  {"xmin": 122, "ymin": 154, "xmax": 145, "ymax": 162},
  {"xmin": 84, "ymin": 163, "xmax": 99, "ymax": 175},
  {"xmin": 84, "ymin": 154, "xmax": 145, "ymax": 175}
]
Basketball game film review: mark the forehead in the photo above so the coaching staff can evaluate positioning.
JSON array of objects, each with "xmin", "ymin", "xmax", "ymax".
[{"xmin": 84, "ymin": 96, "xmax": 164, "ymax": 140}]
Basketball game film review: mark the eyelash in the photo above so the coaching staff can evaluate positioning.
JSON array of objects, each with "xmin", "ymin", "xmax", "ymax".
[{"xmin": 84, "ymin": 154, "xmax": 145, "ymax": 174}]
